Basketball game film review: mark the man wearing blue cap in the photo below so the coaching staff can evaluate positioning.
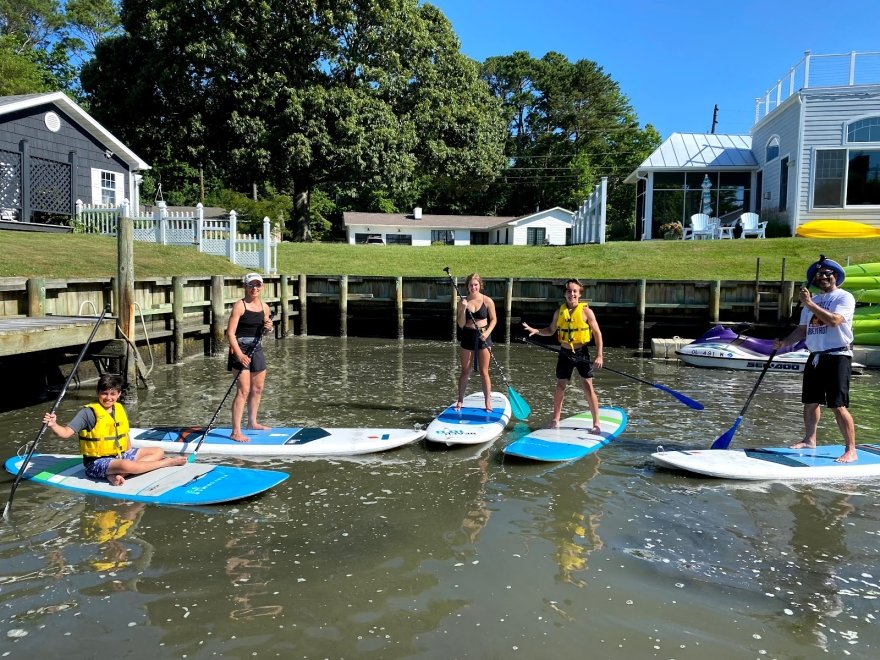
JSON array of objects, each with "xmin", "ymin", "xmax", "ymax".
[{"xmin": 776, "ymin": 255, "xmax": 857, "ymax": 462}]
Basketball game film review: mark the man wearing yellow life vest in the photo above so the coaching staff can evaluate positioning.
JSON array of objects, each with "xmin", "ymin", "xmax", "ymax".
[
  {"xmin": 43, "ymin": 374, "xmax": 186, "ymax": 485},
  {"xmin": 523, "ymin": 279, "xmax": 604, "ymax": 432}
]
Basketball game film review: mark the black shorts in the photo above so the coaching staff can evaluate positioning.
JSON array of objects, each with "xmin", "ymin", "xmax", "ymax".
[
  {"xmin": 458, "ymin": 326, "xmax": 492, "ymax": 351},
  {"xmin": 227, "ymin": 341, "xmax": 267, "ymax": 373},
  {"xmin": 556, "ymin": 346, "xmax": 593, "ymax": 381},
  {"xmin": 802, "ymin": 353, "xmax": 850, "ymax": 408}
]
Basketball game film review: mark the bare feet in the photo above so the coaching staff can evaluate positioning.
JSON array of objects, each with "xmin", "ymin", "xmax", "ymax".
[
  {"xmin": 231, "ymin": 432, "xmax": 250, "ymax": 443},
  {"xmin": 548, "ymin": 420, "xmax": 560, "ymax": 429},
  {"xmin": 107, "ymin": 474, "xmax": 125, "ymax": 486},
  {"xmin": 454, "ymin": 401, "xmax": 463, "ymax": 412},
  {"xmin": 484, "ymin": 399, "xmax": 493, "ymax": 412},
  {"xmin": 248, "ymin": 423, "xmax": 271, "ymax": 431},
  {"xmin": 166, "ymin": 457, "xmax": 188, "ymax": 467},
  {"xmin": 790, "ymin": 441, "xmax": 816, "ymax": 450},
  {"xmin": 836, "ymin": 449, "xmax": 858, "ymax": 463},
  {"xmin": 590, "ymin": 426, "xmax": 601, "ymax": 435}
]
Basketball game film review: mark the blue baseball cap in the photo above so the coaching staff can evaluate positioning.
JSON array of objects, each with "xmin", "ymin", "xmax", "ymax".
[{"xmin": 806, "ymin": 255, "xmax": 845, "ymax": 285}]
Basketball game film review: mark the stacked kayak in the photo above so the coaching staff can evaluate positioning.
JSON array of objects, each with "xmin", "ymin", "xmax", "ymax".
[
  {"xmin": 843, "ymin": 262, "xmax": 880, "ymax": 345},
  {"xmin": 796, "ymin": 219, "xmax": 880, "ymax": 238}
]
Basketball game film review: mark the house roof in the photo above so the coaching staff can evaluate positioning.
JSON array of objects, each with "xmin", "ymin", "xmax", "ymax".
[
  {"xmin": 0, "ymin": 92, "xmax": 149, "ymax": 171},
  {"xmin": 624, "ymin": 132, "xmax": 757, "ymax": 183},
  {"xmin": 344, "ymin": 211, "xmax": 519, "ymax": 231}
]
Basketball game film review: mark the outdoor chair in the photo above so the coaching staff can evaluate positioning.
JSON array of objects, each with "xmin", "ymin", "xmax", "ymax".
[
  {"xmin": 682, "ymin": 213, "xmax": 714, "ymax": 240},
  {"xmin": 738, "ymin": 212, "xmax": 767, "ymax": 239}
]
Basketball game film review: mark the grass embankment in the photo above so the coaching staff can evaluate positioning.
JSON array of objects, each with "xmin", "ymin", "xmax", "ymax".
[{"xmin": 1, "ymin": 231, "xmax": 878, "ymax": 281}]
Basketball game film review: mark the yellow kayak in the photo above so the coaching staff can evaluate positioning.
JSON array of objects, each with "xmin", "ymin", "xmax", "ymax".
[
  {"xmin": 844, "ymin": 262, "xmax": 880, "ymax": 276},
  {"xmin": 796, "ymin": 219, "xmax": 880, "ymax": 238}
]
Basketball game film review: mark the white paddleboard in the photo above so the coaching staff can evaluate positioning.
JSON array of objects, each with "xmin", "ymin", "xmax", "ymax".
[
  {"xmin": 130, "ymin": 426, "xmax": 426, "ymax": 457},
  {"xmin": 426, "ymin": 391, "xmax": 511, "ymax": 445},
  {"xmin": 651, "ymin": 444, "xmax": 880, "ymax": 480},
  {"xmin": 502, "ymin": 407, "xmax": 628, "ymax": 461}
]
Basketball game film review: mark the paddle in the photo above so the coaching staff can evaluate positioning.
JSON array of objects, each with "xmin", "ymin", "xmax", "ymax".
[
  {"xmin": 710, "ymin": 282, "xmax": 808, "ymax": 450},
  {"xmin": 3, "ymin": 305, "xmax": 112, "ymax": 519},
  {"xmin": 709, "ymin": 347, "xmax": 778, "ymax": 450},
  {"xmin": 442, "ymin": 267, "xmax": 531, "ymax": 420},
  {"xmin": 188, "ymin": 311, "xmax": 274, "ymax": 462},
  {"xmin": 520, "ymin": 337, "xmax": 704, "ymax": 411}
]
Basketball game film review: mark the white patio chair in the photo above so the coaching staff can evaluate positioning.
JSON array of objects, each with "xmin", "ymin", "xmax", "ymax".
[
  {"xmin": 682, "ymin": 213, "xmax": 714, "ymax": 240},
  {"xmin": 738, "ymin": 212, "xmax": 767, "ymax": 239}
]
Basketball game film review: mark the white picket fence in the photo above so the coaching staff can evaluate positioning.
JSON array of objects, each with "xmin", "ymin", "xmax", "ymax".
[
  {"xmin": 76, "ymin": 200, "xmax": 277, "ymax": 274},
  {"xmin": 570, "ymin": 176, "xmax": 607, "ymax": 244}
]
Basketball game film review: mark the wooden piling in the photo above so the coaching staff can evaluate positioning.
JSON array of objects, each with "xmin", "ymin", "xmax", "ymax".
[
  {"xmin": 117, "ymin": 216, "xmax": 137, "ymax": 403},
  {"xmin": 709, "ymin": 280, "xmax": 720, "ymax": 324},
  {"xmin": 279, "ymin": 274, "xmax": 290, "ymax": 336},
  {"xmin": 395, "ymin": 276, "xmax": 404, "ymax": 339},
  {"xmin": 26, "ymin": 277, "xmax": 46, "ymax": 317},
  {"xmin": 451, "ymin": 276, "xmax": 458, "ymax": 341},
  {"xmin": 210, "ymin": 275, "xmax": 225, "ymax": 355},
  {"xmin": 172, "ymin": 275, "xmax": 184, "ymax": 363},
  {"xmin": 339, "ymin": 275, "xmax": 348, "ymax": 337},
  {"xmin": 298, "ymin": 274, "xmax": 308, "ymax": 336},
  {"xmin": 637, "ymin": 278, "xmax": 646, "ymax": 348},
  {"xmin": 505, "ymin": 277, "xmax": 513, "ymax": 343}
]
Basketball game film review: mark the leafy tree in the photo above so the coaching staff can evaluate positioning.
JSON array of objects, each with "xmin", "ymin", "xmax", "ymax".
[{"xmin": 82, "ymin": 0, "xmax": 507, "ymax": 241}]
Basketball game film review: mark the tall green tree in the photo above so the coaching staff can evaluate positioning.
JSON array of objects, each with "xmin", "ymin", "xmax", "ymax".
[{"xmin": 82, "ymin": 0, "xmax": 506, "ymax": 240}]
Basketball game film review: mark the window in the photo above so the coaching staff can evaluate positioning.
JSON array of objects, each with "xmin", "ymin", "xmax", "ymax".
[
  {"xmin": 385, "ymin": 233, "xmax": 412, "ymax": 245},
  {"xmin": 779, "ymin": 157, "xmax": 789, "ymax": 212},
  {"xmin": 431, "ymin": 230, "xmax": 454, "ymax": 245},
  {"xmin": 101, "ymin": 171, "xmax": 116, "ymax": 205},
  {"xmin": 813, "ymin": 150, "xmax": 846, "ymax": 207},
  {"xmin": 766, "ymin": 136, "xmax": 780, "ymax": 162},
  {"xmin": 526, "ymin": 227, "xmax": 546, "ymax": 245},
  {"xmin": 470, "ymin": 231, "xmax": 489, "ymax": 245},
  {"xmin": 847, "ymin": 117, "xmax": 880, "ymax": 143},
  {"xmin": 846, "ymin": 150, "xmax": 880, "ymax": 205}
]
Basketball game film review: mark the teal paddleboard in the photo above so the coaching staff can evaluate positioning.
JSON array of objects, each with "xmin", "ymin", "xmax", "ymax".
[{"xmin": 502, "ymin": 407, "xmax": 627, "ymax": 462}]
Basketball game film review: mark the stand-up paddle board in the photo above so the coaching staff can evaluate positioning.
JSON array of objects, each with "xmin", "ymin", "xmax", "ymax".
[
  {"xmin": 4, "ymin": 454, "xmax": 288, "ymax": 505},
  {"xmin": 502, "ymin": 407, "xmax": 628, "ymax": 461},
  {"xmin": 426, "ymin": 391, "xmax": 511, "ymax": 445},
  {"xmin": 130, "ymin": 426, "xmax": 425, "ymax": 457},
  {"xmin": 651, "ymin": 444, "xmax": 880, "ymax": 480}
]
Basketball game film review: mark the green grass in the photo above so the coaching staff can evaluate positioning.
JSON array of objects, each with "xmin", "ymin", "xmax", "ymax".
[{"xmin": 1, "ymin": 231, "xmax": 878, "ymax": 281}]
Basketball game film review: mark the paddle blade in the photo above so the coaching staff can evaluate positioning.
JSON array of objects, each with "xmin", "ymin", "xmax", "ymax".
[
  {"xmin": 508, "ymin": 386, "xmax": 531, "ymax": 420},
  {"xmin": 187, "ymin": 452, "xmax": 196, "ymax": 463},
  {"xmin": 652, "ymin": 384, "xmax": 704, "ymax": 410},
  {"xmin": 710, "ymin": 417, "xmax": 743, "ymax": 449}
]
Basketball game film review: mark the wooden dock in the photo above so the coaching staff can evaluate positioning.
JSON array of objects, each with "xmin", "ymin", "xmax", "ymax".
[{"xmin": 0, "ymin": 316, "xmax": 116, "ymax": 357}]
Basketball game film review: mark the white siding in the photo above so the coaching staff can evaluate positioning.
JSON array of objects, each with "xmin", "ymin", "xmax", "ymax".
[
  {"xmin": 508, "ymin": 208, "xmax": 572, "ymax": 245},
  {"xmin": 752, "ymin": 100, "xmax": 801, "ymax": 224}
]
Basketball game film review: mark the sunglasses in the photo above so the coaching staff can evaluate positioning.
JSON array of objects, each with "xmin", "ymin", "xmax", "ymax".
[
  {"xmin": 814, "ymin": 270, "xmax": 836, "ymax": 278},
  {"xmin": 247, "ymin": 282, "xmax": 263, "ymax": 288}
]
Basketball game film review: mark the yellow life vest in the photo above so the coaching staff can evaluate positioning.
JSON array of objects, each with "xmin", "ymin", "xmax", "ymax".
[
  {"xmin": 79, "ymin": 403, "xmax": 130, "ymax": 458},
  {"xmin": 557, "ymin": 302, "xmax": 591, "ymax": 347}
]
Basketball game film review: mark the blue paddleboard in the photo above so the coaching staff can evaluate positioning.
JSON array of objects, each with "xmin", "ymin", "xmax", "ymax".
[
  {"xmin": 426, "ymin": 391, "xmax": 512, "ymax": 445},
  {"xmin": 4, "ymin": 454, "xmax": 288, "ymax": 505},
  {"xmin": 502, "ymin": 406, "xmax": 628, "ymax": 461}
]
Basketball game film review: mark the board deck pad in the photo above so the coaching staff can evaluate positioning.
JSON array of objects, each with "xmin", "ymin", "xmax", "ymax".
[
  {"xmin": 503, "ymin": 406, "xmax": 628, "ymax": 461},
  {"xmin": 651, "ymin": 444, "xmax": 880, "ymax": 480},
  {"xmin": 5, "ymin": 454, "xmax": 288, "ymax": 505},
  {"xmin": 130, "ymin": 425, "xmax": 426, "ymax": 457},
  {"xmin": 426, "ymin": 392, "xmax": 512, "ymax": 445}
]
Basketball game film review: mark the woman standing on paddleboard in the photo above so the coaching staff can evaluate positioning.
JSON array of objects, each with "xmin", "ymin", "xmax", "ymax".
[
  {"xmin": 227, "ymin": 273, "xmax": 274, "ymax": 442},
  {"xmin": 456, "ymin": 273, "xmax": 497, "ymax": 412}
]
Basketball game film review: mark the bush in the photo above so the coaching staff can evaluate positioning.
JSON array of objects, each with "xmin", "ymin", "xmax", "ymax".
[{"xmin": 658, "ymin": 221, "xmax": 682, "ymax": 239}]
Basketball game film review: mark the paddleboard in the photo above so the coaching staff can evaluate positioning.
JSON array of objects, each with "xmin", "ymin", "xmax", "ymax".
[
  {"xmin": 425, "ymin": 391, "xmax": 511, "ymax": 445},
  {"xmin": 131, "ymin": 426, "xmax": 426, "ymax": 457},
  {"xmin": 844, "ymin": 262, "xmax": 880, "ymax": 276},
  {"xmin": 651, "ymin": 444, "xmax": 880, "ymax": 480},
  {"xmin": 4, "ymin": 454, "xmax": 288, "ymax": 505},
  {"xmin": 795, "ymin": 219, "xmax": 880, "ymax": 238},
  {"xmin": 502, "ymin": 407, "xmax": 628, "ymax": 461}
]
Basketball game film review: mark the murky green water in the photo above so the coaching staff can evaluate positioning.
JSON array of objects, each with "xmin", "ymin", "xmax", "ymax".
[{"xmin": 1, "ymin": 337, "xmax": 879, "ymax": 658}]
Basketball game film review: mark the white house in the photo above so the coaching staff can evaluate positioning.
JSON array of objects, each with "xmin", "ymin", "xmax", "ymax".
[
  {"xmin": 343, "ymin": 206, "xmax": 574, "ymax": 246},
  {"xmin": 627, "ymin": 50, "xmax": 880, "ymax": 239}
]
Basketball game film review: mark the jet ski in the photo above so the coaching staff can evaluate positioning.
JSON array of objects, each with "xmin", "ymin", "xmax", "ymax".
[{"xmin": 675, "ymin": 325, "xmax": 863, "ymax": 374}]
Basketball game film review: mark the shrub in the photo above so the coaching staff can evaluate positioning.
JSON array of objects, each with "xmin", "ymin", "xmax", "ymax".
[{"xmin": 658, "ymin": 221, "xmax": 682, "ymax": 239}]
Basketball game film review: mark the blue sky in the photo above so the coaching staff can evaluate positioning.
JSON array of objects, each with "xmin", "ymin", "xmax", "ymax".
[{"xmin": 428, "ymin": 0, "xmax": 880, "ymax": 139}]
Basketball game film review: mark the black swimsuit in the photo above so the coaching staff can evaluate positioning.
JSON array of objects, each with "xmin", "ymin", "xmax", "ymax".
[
  {"xmin": 459, "ymin": 301, "xmax": 492, "ymax": 350},
  {"xmin": 228, "ymin": 303, "xmax": 267, "ymax": 372}
]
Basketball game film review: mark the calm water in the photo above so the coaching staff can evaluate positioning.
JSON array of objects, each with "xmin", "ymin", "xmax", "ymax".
[{"xmin": 1, "ymin": 337, "xmax": 879, "ymax": 659}]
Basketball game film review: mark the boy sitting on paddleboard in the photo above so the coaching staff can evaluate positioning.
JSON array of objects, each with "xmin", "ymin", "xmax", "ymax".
[
  {"xmin": 42, "ymin": 374, "xmax": 187, "ymax": 485},
  {"xmin": 522, "ymin": 278, "xmax": 604, "ymax": 432}
]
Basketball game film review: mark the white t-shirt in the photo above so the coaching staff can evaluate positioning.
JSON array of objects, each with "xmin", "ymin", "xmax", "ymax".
[{"xmin": 799, "ymin": 288, "xmax": 855, "ymax": 355}]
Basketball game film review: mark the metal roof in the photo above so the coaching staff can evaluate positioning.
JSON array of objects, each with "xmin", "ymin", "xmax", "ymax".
[
  {"xmin": 625, "ymin": 133, "xmax": 757, "ymax": 183},
  {"xmin": 0, "ymin": 92, "xmax": 150, "ymax": 170}
]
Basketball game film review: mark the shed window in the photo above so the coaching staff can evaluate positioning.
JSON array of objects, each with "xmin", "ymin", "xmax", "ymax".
[
  {"xmin": 100, "ymin": 171, "xmax": 116, "ymax": 205},
  {"xmin": 765, "ymin": 137, "xmax": 780, "ymax": 162},
  {"xmin": 847, "ymin": 117, "xmax": 880, "ymax": 143}
]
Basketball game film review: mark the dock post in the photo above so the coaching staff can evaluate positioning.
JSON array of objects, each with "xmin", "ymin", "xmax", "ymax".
[
  {"xmin": 279, "ymin": 274, "xmax": 290, "ymax": 336},
  {"xmin": 637, "ymin": 279, "xmax": 646, "ymax": 348},
  {"xmin": 709, "ymin": 280, "xmax": 721, "ymax": 324},
  {"xmin": 451, "ymin": 276, "xmax": 458, "ymax": 341},
  {"xmin": 210, "ymin": 275, "xmax": 225, "ymax": 355},
  {"xmin": 298, "ymin": 274, "xmax": 308, "ymax": 336},
  {"xmin": 339, "ymin": 275, "xmax": 348, "ymax": 337},
  {"xmin": 505, "ymin": 277, "xmax": 513, "ymax": 344},
  {"xmin": 395, "ymin": 276, "xmax": 404, "ymax": 339},
  {"xmin": 117, "ymin": 216, "xmax": 137, "ymax": 404},
  {"xmin": 172, "ymin": 275, "xmax": 185, "ymax": 363},
  {"xmin": 26, "ymin": 277, "xmax": 46, "ymax": 317}
]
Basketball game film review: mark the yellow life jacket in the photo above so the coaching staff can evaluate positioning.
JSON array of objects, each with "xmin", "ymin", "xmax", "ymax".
[
  {"xmin": 557, "ymin": 302, "xmax": 591, "ymax": 347},
  {"xmin": 79, "ymin": 403, "xmax": 130, "ymax": 458}
]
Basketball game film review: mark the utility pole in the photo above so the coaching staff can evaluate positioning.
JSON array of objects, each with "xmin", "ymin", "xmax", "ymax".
[{"xmin": 710, "ymin": 104, "xmax": 719, "ymax": 134}]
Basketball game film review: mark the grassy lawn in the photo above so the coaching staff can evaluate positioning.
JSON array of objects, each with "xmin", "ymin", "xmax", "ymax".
[{"xmin": 1, "ymin": 231, "xmax": 878, "ymax": 281}]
